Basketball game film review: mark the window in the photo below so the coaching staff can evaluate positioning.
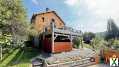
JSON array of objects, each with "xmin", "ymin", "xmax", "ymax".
[
  {"xmin": 51, "ymin": 18, "xmax": 56, "ymax": 28},
  {"xmin": 60, "ymin": 23, "xmax": 62, "ymax": 25},
  {"xmin": 42, "ymin": 17, "xmax": 44, "ymax": 22},
  {"xmin": 51, "ymin": 18, "xmax": 55, "ymax": 22}
]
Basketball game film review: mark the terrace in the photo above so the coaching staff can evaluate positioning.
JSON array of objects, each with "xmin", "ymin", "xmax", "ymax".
[{"xmin": 31, "ymin": 48, "xmax": 99, "ymax": 67}]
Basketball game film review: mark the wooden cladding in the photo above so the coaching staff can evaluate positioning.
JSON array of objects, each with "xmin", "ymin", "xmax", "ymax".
[
  {"xmin": 54, "ymin": 42, "xmax": 72, "ymax": 53},
  {"xmin": 42, "ymin": 39, "xmax": 72, "ymax": 53}
]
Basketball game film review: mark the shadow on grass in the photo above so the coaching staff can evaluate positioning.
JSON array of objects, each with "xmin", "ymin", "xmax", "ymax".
[
  {"xmin": 8, "ymin": 49, "xmax": 23, "ymax": 66},
  {"xmin": 8, "ymin": 47, "xmax": 40, "ymax": 66},
  {"xmin": 0, "ymin": 48, "xmax": 20, "ymax": 67},
  {"xmin": 0, "ymin": 48, "xmax": 16, "ymax": 62}
]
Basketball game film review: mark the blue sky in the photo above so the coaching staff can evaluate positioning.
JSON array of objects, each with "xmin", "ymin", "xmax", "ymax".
[{"xmin": 23, "ymin": 0, "xmax": 119, "ymax": 33}]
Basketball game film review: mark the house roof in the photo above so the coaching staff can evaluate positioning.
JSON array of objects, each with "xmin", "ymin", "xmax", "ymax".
[{"xmin": 31, "ymin": 11, "xmax": 65, "ymax": 25}]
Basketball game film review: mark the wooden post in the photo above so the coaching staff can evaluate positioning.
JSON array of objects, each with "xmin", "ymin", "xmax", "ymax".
[
  {"xmin": 51, "ymin": 22, "xmax": 54, "ymax": 53},
  {"xmin": 0, "ymin": 46, "xmax": 2, "ymax": 60},
  {"xmin": 68, "ymin": 34, "xmax": 73, "ymax": 49},
  {"xmin": 80, "ymin": 36, "xmax": 83, "ymax": 48}
]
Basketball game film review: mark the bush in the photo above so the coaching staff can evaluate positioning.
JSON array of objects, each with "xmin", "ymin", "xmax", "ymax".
[
  {"xmin": 73, "ymin": 37, "xmax": 81, "ymax": 48},
  {"xmin": 109, "ymin": 39, "xmax": 119, "ymax": 50}
]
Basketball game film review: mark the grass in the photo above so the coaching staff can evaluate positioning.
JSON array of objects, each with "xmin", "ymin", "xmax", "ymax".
[
  {"xmin": 1, "ymin": 48, "xmax": 15, "ymax": 62},
  {"xmin": 0, "ymin": 47, "xmax": 40, "ymax": 67},
  {"xmin": 0, "ymin": 48, "xmax": 20, "ymax": 67},
  {"xmin": 10, "ymin": 48, "xmax": 40, "ymax": 67}
]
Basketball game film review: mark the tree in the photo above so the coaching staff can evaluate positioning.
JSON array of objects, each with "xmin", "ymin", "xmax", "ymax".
[
  {"xmin": 83, "ymin": 32, "xmax": 95, "ymax": 44},
  {"xmin": 0, "ymin": 0, "xmax": 29, "ymax": 45},
  {"xmin": 105, "ymin": 18, "xmax": 119, "ymax": 40},
  {"xmin": 0, "ymin": 33, "xmax": 12, "ymax": 60}
]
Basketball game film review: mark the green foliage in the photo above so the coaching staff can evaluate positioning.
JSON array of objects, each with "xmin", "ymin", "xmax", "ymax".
[
  {"xmin": 0, "ymin": 34, "xmax": 12, "ymax": 47},
  {"xmin": 83, "ymin": 35, "xmax": 107, "ymax": 53},
  {"xmin": 105, "ymin": 18, "xmax": 119, "ymax": 40},
  {"xmin": 0, "ymin": 0, "xmax": 27, "ymax": 26},
  {"xmin": 83, "ymin": 32, "xmax": 95, "ymax": 38},
  {"xmin": 0, "ymin": 0, "xmax": 38, "ymax": 48},
  {"xmin": 0, "ymin": 0, "xmax": 29, "ymax": 41},
  {"xmin": 106, "ymin": 39, "xmax": 119, "ymax": 50},
  {"xmin": 73, "ymin": 37, "xmax": 82, "ymax": 48},
  {"xmin": 91, "ymin": 37, "xmax": 102, "ymax": 49},
  {"xmin": 112, "ymin": 39, "xmax": 119, "ymax": 46},
  {"xmin": 27, "ymin": 24, "xmax": 39, "ymax": 37},
  {"xmin": 83, "ymin": 32, "xmax": 95, "ymax": 44}
]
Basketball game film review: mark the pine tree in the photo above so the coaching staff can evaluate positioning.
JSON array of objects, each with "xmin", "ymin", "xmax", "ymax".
[{"xmin": 105, "ymin": 18, "xmax": 119, "ymax": 40}]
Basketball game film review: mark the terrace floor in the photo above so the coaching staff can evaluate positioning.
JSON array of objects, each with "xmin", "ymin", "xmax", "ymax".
[{"xmin": 31, "ymin": 48, "xmax": 98, "ymax": 66}]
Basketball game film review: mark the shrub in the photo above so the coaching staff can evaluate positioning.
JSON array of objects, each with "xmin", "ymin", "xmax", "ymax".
[{"xmin": 73, "ymin": 37, "xmax": 81, "ymax": 48}]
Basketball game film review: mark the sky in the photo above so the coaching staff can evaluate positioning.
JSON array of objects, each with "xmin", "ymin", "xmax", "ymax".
[{"xmin": 23, "ymin": 0, "xmax": 119, "ymax": 33}]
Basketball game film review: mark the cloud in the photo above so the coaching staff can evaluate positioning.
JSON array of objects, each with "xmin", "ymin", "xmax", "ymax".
[
  {"xmin": 64, "ymin": 0, "xmax": 119, "ymax": 32},
  {"xmin": 64, "ymin": 0, "xmax": 79, "ymax": 6},
  {"xmin": 32, "ymin": 0, "xmax": 39, "ymax": 6},
  {"xmin": 84, "ymin": 0, "xmax": 119, "ymax": 19}
]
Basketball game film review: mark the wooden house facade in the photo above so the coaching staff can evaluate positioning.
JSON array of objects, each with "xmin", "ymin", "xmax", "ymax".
[{"xmin": 31, "ymin": 10, "xmax": 81, "ymax": 53}]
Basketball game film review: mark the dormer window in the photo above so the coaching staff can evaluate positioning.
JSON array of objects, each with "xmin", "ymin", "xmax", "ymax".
[{"xmin": 42, "ymin": 17, "xmax": 44, "ymax": 22}]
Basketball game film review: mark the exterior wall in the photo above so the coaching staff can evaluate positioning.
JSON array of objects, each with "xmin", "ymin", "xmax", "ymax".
[
  {"xmin": 33, "ymin": 12, "xmax": 65, "ymax": 32},
  {"xmin": 54, "ymin": 42, "xmax": 72, "ymax": 53},
  {"xmin": 43, "ymin": 38, "xmax": 52, "ymax": 52}
]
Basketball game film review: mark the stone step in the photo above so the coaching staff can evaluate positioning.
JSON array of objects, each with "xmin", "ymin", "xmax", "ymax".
[{"xmin": 46, "ymin": 57, "xmax": 96, "ymax": 67}]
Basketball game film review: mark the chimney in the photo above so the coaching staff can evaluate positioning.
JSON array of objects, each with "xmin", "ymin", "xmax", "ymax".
[{"xmin": 46, "ymin": 8, "xmax": 49, "ymax": 12}]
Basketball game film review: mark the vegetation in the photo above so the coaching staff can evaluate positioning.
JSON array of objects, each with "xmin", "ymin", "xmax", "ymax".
[
  {"xmin": 0, "ymin": 0, "xmax": 39, "ymax": 66},
  {"xmin": 105, "ymin": 18, "xmax": 119, "ymax": 40},
  {"xmin": 0, "ymin": 48, "xmax": 39, "ymax": 67},
  {"xmin": 73, "ymin": 37, "xmax": 83, "ymax": 48},
  {"xmin": 9, "ymin": 48, "xmax": 39, "ymax": 67},
  {"xmin": 104, "ymin": 18, "xmax": 119, "ymax": 49},
  {"xmin": 83, "ymin": 32, "xmax": 95, "ymax": 44},
  {"xmin": 82, "ymin": 18, "xmax": 119, "ymax": 52},
  {"xmin": 0, "ymin": 49, "xmax": 20, "ymax": 67}
]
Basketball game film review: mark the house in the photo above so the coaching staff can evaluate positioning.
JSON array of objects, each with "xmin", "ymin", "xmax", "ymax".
[{"xmin": 31, "ymin": 10, "xmax": 81, "ymax": 53}]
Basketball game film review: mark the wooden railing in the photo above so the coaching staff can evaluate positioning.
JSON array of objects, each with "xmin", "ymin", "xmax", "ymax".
[{"xmin": 54, "ymin": 28, "xmax": 81, "ymax": 36}]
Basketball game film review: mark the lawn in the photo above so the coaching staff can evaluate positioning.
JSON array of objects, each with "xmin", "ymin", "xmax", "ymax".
[
  {"xmin": 0, "ymin": 47, "xmax": 40, "ymax": 67},
  {"xmin": 0, "ymin": 48, "xmax": 20, "ymax": 67}
]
